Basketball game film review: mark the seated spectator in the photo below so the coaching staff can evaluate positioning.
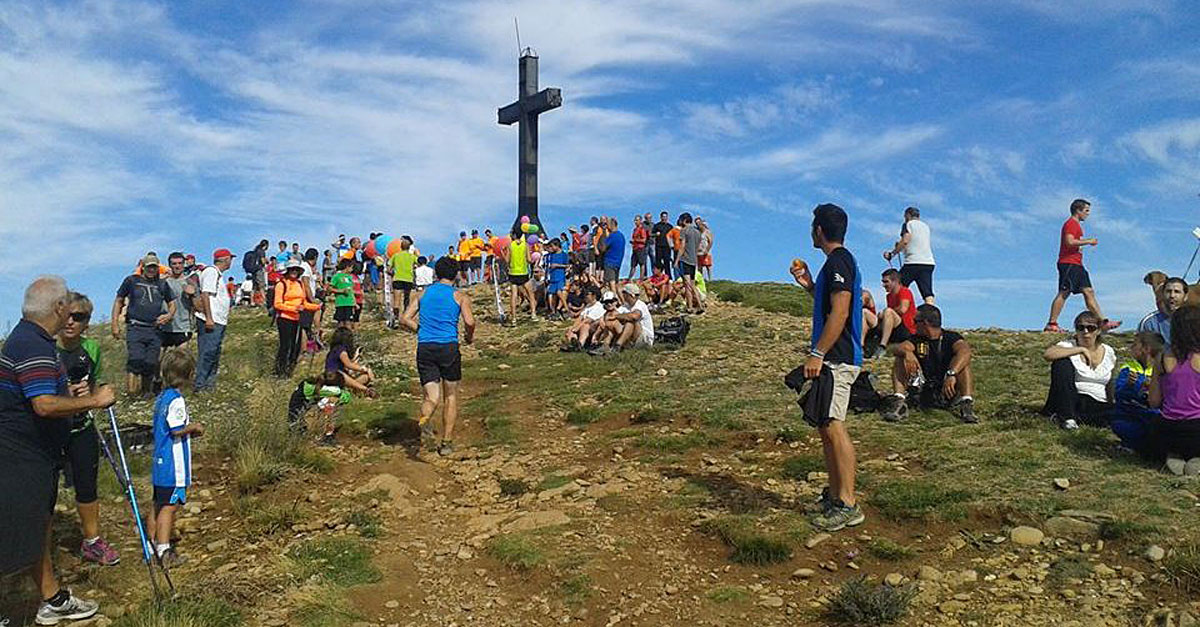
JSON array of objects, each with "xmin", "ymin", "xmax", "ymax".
[
  {"xmin": 878, "ymin": 304, "xmax": 978, "ymax": 424},
  {"xmin": 1042, "ymin": 311, "xmax": 1115, "ymax": 429},
  {"xmin": 877, "ymin": 268, "xmax": 916, "ymax": 353},
  {"xmin": 563, "ymin": 287, "xmax": 604, "ymax": 350},
  {"xmin": 590, "ymin": 283, "xmax": 654, "ymax": 354},
  {"xmin": 1148, "ymin": 305, "xmax": 1200, "ymax": 474},
  {"xmin": 589, "ymin": 292, "xmax": 624, "ymax": 350},
  {"xmin": 324, "ymin": 327, "xmax": 377, "ymax": 402},
  {"xmin": 861, "ymin": 289, "xmax": 879, "ymax": 355},
  {"xmin": 565, "ymin": 281, "xmax": 586, "ymax": 317},
  {"xmin": 1110, "ymin": 331, "xmax": 1163, "ymax": 456},
  {"xmin": 1139, "ymin": 276, "xmax": 1187, "ymax": 343},
  {"xmin": 643, "ymin": 266, "xmax": 673, "ymax": 307}
]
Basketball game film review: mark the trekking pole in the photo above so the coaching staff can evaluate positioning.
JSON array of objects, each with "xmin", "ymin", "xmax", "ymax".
[
  {"xmin": 104, "ymin": 407, "xmax": 174, "ymax": 597},
  {"xmin": 1184, "ymin": 229, "xmax": 1200, "ymax": 281},
  {"xmin": 491, "ymin": 258, "xmax": 506, "ymax": 323}
]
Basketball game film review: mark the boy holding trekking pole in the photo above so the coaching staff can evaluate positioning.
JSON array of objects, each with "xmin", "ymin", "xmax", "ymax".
[{"xmin": 148, "ymin": 349, "xmax": 205, "ymax": 567}]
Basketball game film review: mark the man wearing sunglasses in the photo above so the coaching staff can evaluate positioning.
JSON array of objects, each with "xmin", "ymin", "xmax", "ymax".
[{"xmin": 879, "ymin": 304, "xmax": 979, "ymax": 424}]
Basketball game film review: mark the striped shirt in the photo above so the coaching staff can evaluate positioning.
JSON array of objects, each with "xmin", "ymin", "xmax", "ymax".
[
  {"xmin": 152, "ymin": 388, "xmax": 192, "ymax": 488},
  {"xmin": 0, "ymin": 319, "xmax": 69, "ymax": 461}
]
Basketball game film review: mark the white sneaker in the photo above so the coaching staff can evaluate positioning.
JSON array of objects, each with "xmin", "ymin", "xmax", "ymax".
[
  {"xmin": 1186, "ymin": 458, "xmax": 1200, "ymax": 476},
  {"xmin": 36, "ymin": 591, "xmax": 98, "ymax": 625},
  {"xmin": 1062, "ymin": 419, "xmax": 1079, "ymax": 430},
  {"xmin": 1166, "ymin": 456, "xmax": 1187, "ymax": 476}
]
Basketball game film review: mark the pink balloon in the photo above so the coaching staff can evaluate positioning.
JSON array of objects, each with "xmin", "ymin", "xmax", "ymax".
[
  {"xmin": 520, "ymin": 215, "xmax": 530, "ymax": 224},
  {"xmin": 363, "ymin": 239, "xmax": 378, "ymax": 259},
  {"xmin": 531, "ymin": 251, "xmax": 542, "ymax": 264},
  {"xmin": 494, "ymin": 236, "xmax": 511, "ymax": 251}
]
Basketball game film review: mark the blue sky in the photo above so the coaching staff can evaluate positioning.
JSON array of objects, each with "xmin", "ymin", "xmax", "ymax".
[{"xmin": 1, "ymin": 0, "xmax": 1198, "ymax": 331}]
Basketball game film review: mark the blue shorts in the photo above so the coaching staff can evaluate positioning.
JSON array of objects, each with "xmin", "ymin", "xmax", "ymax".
[{"xmin": 548, "ymin": 281, "xmax": 565, "ymax": 295}]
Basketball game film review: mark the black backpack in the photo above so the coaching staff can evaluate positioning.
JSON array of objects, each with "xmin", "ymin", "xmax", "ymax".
[
  {"xmin": 849, "ymin": 371, "xmax": 881, "ymax": 413},
  {"xmin": 242, "ymin": 250, "xmax": 260, "ymax": 274},
  {"xmin": 654, "ymin": 316, "xmax": 691, "ymax": 347}
]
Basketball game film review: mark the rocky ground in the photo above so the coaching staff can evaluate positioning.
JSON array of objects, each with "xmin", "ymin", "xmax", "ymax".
[{"xmin": 3, "ymin": 283, "xmax": 1199, "ymax": 626}]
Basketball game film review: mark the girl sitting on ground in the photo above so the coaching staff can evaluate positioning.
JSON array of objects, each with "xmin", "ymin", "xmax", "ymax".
[
  {"xmin": 1109, "ymin": 331, "xmax": 1163, "ymax": 456},
  {"xmin": 324, "ymin": 327, "xmax": 378, "ymax": 398},
  {"xmin": 1148, "ymin": 305, "xmax": 1200, "ymax": 475},
  {"xmin": 1042, "ymin": 310, "xmax": 1115, "ymax": 430}
]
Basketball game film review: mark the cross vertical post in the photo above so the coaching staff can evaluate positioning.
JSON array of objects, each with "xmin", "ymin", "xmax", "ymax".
[{"xmin": 498, "ymin": 49, "xmax": 561, "ymax": 236}]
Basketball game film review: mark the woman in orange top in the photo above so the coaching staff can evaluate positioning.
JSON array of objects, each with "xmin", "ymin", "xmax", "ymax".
[{"xmin": 274, "ymin": 261, "xmax": 319, "ymax": 376}]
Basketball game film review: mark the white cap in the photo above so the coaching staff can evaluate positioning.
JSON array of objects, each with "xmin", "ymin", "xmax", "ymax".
[{"xmin": 601, "ymin": 290, "xmax": 617, "ymax": 302}]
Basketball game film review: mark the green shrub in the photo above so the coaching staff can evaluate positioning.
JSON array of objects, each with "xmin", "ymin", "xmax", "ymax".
[
  {"xmin": 780, "ymin": 455, "xmax": 824, "ymax": 481},
  {"xmin": 702, "ymin": 517, "xmax": 792, "ymax": 566},
  {"xmin": 1165, "ymin": 543, "xmax": 1200, "ymax": 594},
  {"xmin": 566, "ymin": 406, "xmax": 602, "ymax": 425},
  {"xmin": 826, "ymin": 578, "xmax": 917, "ymax": 625},
  {"xmin": 289, "ymin": 536, "xmax": 380, "ymax": 586},
  {"xmin": 345, "ymin": 510, "xmax": 383, "ymax": 538},
  {"xmin": 871, "ymin": 479, "xmax": 971, "ymax": 520},
  {"xmin": 499, "ymin": 478, "xmax": 530, "ymax": 497},
  {"xmin": 114, "ymin": 597, "xmax": 242, "ymax": 627},
  {"xmin": 487, "ymin": 534, "xmax": 544, "ymax": 571},
  {"xmin": 867, "ymin": 538, "xmax": 914, "ymax": 561}
]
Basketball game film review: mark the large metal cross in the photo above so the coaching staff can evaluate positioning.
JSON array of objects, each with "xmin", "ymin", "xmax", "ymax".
[{"xmin": 498, "ymin": 49, "xmax": 562, "ymax": 236}]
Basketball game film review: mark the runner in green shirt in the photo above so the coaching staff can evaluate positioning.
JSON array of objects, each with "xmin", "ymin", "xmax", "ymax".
[
  {"xmin": 329, "ymin": 259, "xmax": 356, "ymax": 328},
  {"xmin": 390, "ymin": 239, "xmax": 419, "ymax": 318}
]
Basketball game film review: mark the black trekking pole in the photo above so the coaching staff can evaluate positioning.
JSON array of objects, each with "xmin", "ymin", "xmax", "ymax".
[{"xmin": 103, "ymin": 407, "xmax": 175, "ymax": 597}]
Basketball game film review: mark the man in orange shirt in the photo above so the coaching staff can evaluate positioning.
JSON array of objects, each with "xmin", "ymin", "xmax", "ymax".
[
  {"xmin": 456, "ymin": 232, "xmax": 473, "ymax": 286},
  {"xmin": 668, "ymin": 219, "xmax": 683, "ymax": 279},
  {"xmin": 468, "ymin": 229, "xmax": 486, "ymax": 284}
]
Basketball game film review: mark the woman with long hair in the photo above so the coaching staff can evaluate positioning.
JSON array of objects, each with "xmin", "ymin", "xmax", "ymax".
[
  {"xmin": 1149, "ymin": 305, "xmax": 1200, "ymax": 474},
  {"xmin": 1042, "ymin": 310, "xmax": 1115, "ymax": 429}
]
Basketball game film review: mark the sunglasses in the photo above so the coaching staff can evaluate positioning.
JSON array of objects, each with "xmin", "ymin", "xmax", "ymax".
[
  {"xmin": 1075, "ymin": 324, "xmax": 1099, "ymax": 333},
  {"xmin": 68, "ymin": 312, "xmax": 90, "ymax": 323}
]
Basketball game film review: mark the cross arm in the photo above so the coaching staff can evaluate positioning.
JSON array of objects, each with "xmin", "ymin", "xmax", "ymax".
[{"xmin": 497, "ymin": 88, "xmax": 563, "ymax": 125}]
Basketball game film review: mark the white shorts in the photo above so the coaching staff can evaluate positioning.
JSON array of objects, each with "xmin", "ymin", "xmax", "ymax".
[{"xmin": 828, "ymin": 363, "xmax": 862, "ymax": 422}]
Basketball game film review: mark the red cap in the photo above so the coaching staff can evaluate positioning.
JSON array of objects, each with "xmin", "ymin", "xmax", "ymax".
[{"xmin": 212, "ymin": 248, "xmax": 236, "ymax": 261}]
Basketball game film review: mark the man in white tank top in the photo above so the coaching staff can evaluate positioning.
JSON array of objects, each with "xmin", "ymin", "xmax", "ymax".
[{"xmin": 884, "ymin": 206, "xmax": 936, "ymax": 305}]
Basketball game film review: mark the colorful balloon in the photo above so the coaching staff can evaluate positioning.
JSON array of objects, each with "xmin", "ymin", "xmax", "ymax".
[
  {"xmin": 375, "ymin": 235, "xmax": 393, "ymax": 258},
  {"xmin": 527, "ymin": 234, "xmax": 538, "ymax": 246},
  {"xmin": 363, "ymin": 239, "xmax": 378, "ymax": 259},
  {"xmin": 520, "ymin": 215, "xmax": 530, "ymax": 224},
  {"xmin": 494, "ymin": 236, "xmax": 511, "ymax": 252},
  {"xmin": 386, "ymin": 238, "xmax": 403, "ymax": 258}
]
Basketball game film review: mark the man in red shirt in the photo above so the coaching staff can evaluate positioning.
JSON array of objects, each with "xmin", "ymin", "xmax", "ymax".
[
  {"xmin": 628, "ymin": 215, "xmax": 649, "ymax": 281},
  {"xmin": 1045, "ymin": 198, "xmax": 1119, "ymax": 332},
  {"xmin": 878, "ymin": 268, "xmax": 916, "ymax": 353}
]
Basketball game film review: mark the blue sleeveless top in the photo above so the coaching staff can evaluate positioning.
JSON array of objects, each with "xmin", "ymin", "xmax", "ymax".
[{"xmin": 418, "ymin": 283, "xmax": 460, "ymax": 344}]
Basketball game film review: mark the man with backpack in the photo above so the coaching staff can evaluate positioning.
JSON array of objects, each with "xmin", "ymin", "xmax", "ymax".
[{"xmin": 243, "ymin": 240, "xmax": 268, "ymax": 304}]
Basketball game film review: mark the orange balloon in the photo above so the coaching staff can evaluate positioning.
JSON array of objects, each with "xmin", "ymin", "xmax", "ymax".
[{"xmin": 386, "ymin": 238, "xmax": 403, "ymax": 258}]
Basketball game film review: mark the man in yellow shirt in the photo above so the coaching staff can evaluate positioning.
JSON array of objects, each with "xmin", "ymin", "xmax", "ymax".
[
  {"xmin": 468, "ymin": 229, "xmax": 486, "ymax": 284},
  {"xmin": 456, "ymin": 232, "xmax": 474, "ymax": 286}
]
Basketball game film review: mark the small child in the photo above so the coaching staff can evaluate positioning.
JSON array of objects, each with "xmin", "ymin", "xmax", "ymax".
[
  {"xmin": 325, "ymin": 328, "xmax": 377, "ymax": 397},
  {"xmin": 149, "ymin": 349, "xmax": 204, "ymax": 567},
  {"xmin": 288, "ymin": 371, "xmax": 352, "ymax": 441},
  {"xmin": 1111, "ymin": 331, "xmax": 1163, "ymax": 455}
]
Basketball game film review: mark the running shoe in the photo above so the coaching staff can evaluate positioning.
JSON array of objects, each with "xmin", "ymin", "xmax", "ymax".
[
  {"xmin": 438, "ymin": 441, "xmax": 454, "ymax": 456},
  {"xmin": 319, "ymin": 433, "xmax": 337, "ymax": 447},
  {"xmin": 812, "ymin": 486, "xmax": 833, "ymax": 514},
  {"xmin": 954, "ymin": 398, "xmax": 979, "ymax": 424},
  {"xmin": 1062, "ymin": 418, "xmax": 1080, "ymax": 430},
  {"xmin": 878, "ymin": 395, "xmax": 908, "ymax": 423},
  {"xmin": 35, "ymin": 591, "xmax": 98, "ymax": 626},
  {"xmin": 159, "ymin": 548, "xmax": 186, "ymax": 569},
  {"xmin": 418, "ymin": 415, "xmax": 436, "ymax": 438},
  {"xmin": 811, "ymin": 499, "xmax": 865, "ymax": 532},
  {"xmin": 80, "ymin": 537, "xmax": 120, "ymax": 566},
  {"xmin": 1043, "ymin": 322, "xmax": 1064, "ymax": 333}
]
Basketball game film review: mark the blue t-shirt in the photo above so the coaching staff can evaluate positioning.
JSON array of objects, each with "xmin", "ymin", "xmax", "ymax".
[
  {"xmin": 152, "ymin": 388, "xmax": 192, "ymax": 488},
  {"xmin": 0, "ymin": 319, "xmax": 69, "ymax": 461},
  {"xmin": 418, "ymin": 283, "xmax": 461, "ymax": 344},
  {"xmin": 604, "ymin": 230, "xmax": 626, "ymax": 269},
  {"xmin": 547, "ymin": 252, "xmax": 569, "ymax": 285},
  {"xmin": 1139, "ymin": 311, "xmax": 1171, "ymax": 344},
  {"xmin": 812, "ymin": 247, "xmax": 862, "ymax": 366}
]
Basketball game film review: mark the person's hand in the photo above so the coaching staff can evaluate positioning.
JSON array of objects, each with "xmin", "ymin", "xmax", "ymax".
[
  {"xmin": 205, "ymin": 320, "xmax": 215, "ymax": 332},
  {"xmin": 156, "ymin": 313, "xmax": 172, "ymax": 327},
  {"xmin": 942, "ymin": 375, "xmax": 957, "ymax": 400},
  {"xmin": 790, "ymin": 259, "xmax": 809, "ymax": 284},
  {"xmin": 903, "ymin": 353, "xmax": 920, "ymax": 378},
  {"xmin": 111, "ymin": 323, "xmax": 121, "ymax": 340},
  {"xmin": 191, "ymin": 423, "xmax": 206, "ymax": 438},
  {"xmin": 464, "ymin": 330, "xmax": 474, "ymax": 345},
  {"xmin": 803, "ymin": 354, "xmax": 823, "ymax": 379},
  {"xmin": 68, "ymin": 380, "xmax": 90, "ymax": 398},
  {"xmin": 91, "ymin": 385, "xmax": 116, "ymax": 409},
  {"xmin": 1089, "ymin": 238, "xmax": 1099, "ymax": 247},
  {"xmin": 883, "ymin": 250, "xmax": 894, "ymax": 261}
]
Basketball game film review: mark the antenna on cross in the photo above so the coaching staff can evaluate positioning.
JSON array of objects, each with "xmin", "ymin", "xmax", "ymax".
[{"xmin": 514, "ymin": 17, "xmax": 522, "ymax": 57}]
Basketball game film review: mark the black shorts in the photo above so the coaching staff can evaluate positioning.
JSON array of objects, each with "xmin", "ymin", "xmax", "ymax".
[
  {"xmin": 899, "ymin": 264, "xmax": 935, "ymax": 300},
  {"xmin": 334, "ymin": 305, "xmax": 355, "ymax": 322},
  {"xmin": 352, "ymin": 306, "xmax": 362, "ymax": 322},
  {"xmin": 416, "ymin": 342, "xmax": 462, "ymax": 385},
  {"xmin": 632, "ymin": 247, "xmax": 648, "ymax": 266},
  {"xmin": 680, "ymin": 261, "xmax": 697, "ymax": 279},
  {"xmin": 161, "ymin": 331, "xmax": 192, "ymax": 348},
  {"xmin": 510, "ymin": 274, "xmax": 530, "ymax": 286},
  {"xmin": 888, "ymin": 323, "xmax": 913, "ymax": 345},
  {"xmin": 603, "ymin": 266, "xmax": 619, "ymax": 283},
  {"xmin": 0, "ymin": 452, "xmax": 57, "ymax": 574},
  {"xmin": 459, "ymin": 260, "xmax": 472, "ymax": 274},
  {"xmin": 153, "ymin": 486, "xmax": 188, "ymax": 509},
  {"xmin": 471, "ymin": 258, "xmax": 482, "ymax": 270},
  {"xmin": 393, "ymin": 280, "xmax": 415, "ymax": 291},
  {"xmin": 64, "ymin": 423, "xmax": 100, "ymax": 504},
  {"xmin": 126, "ymin": 324, "xmax": 163, "ymax": 376},
  {"xmin": 1057, "ymin": 263, "xmax": 1092, "ymax": 294}
]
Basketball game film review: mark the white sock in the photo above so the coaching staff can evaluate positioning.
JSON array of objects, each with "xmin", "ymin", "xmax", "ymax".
[
  {"xmin": 891, "ymin": 393, "xmax": 905, "ymax": 399},
  {"xmin": 156, "ymin": 543, "xmax": 170, "ymax": 557},
  {"xmin": 83, "ymin": 536, "xmax": 100, "ymax": 545},
  {"xmin": 961, "ymin": 396, "xmax": 973, "ymax": 402}
]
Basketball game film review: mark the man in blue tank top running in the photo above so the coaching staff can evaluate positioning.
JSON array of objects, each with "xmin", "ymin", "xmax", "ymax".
[{"xmin": 400, "ymin": 257, "xmax": 476, "ymax": 456}]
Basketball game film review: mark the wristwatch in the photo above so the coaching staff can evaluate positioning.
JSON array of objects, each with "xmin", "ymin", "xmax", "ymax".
[{"xmin": 946, "ymin": 369, "xmax": 957, "ymax": 377}]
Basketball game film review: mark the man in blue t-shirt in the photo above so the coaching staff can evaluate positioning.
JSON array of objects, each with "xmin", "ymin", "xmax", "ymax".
[
  {"xmin": 790, "ymin": 203, "xmax": 864, "ymax": 534},
  {"xmin": 545, "ymin": 239, "xmax": 570, "ymax": 318},
  {"xmin": 601, "ymin": 217, "xmax": 626, "ymax": 294}
]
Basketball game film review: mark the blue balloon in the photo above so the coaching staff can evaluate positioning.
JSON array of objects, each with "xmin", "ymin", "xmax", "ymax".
[{"xmin": 375, "ymin": 235, "xmax": 393, "ymax": 256}]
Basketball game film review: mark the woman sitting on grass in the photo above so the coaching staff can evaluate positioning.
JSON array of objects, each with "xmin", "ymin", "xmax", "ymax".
[
  {"xmin": 324, "ymin": 327, "xmax": 377, "ymax": 398},
  {"xmin": 1148, "ymin": 305, "xmax": 1200, "ymax": 475},
  {"xmin": 1042, "ymin": 310, "xmax": 1115, "ymax": 430}
]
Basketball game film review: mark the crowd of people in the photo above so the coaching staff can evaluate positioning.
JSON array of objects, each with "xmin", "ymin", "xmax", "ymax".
[{"xmin": 6, "ymin": 198, "xmax": 1200, "ymax": 623}]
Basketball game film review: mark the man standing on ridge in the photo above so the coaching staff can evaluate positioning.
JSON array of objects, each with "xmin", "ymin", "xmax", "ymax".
[
  {"xmin": 884, "ymin": 206, "xmax": 936, "ymax": 305},
  {"xmin": 193, "ymin": 249, "xmax": 235, "ymax": 392},
  {"xmin": 1045, "ymin": 198, "xmax": 1120, "ymax": 333},
  {"xmin": 789, "ymin": 203, "xmax": 865, "ymax": 533},
  {"xmin": 112, "ymin": 254, "xmax": 176, "ymax": 397}
]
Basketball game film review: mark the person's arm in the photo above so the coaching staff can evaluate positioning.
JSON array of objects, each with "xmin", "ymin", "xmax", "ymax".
[
  {"xmin": 175, "ymin": 423, "xmax": 205, "ymax": 438},
  {"xmin": 1064, "ymin": 232, "xmax": 1098, "ymax": 247},
  {"xmin": 888, "ymin": 232, "xmax": 912, "ymax": 258},
  {"xmin": 195, "ymin": 271, "xmax": 214, "ymax": 329},
  {"xmin": 896, "ymin": 296, "xmax": 911, "ymax": 316},
  {"xmin": 459, "ymin": 293, "xmax": 476, "ymax": 344},
  {"xmin": 790, "ymin": 260, "xmax": 814, "ymax": 293},
  {"xmin": 942, "ymin": 339, "xmax": 972, "ymax": 397},
  {"xmin": 157, "ymin": 284, "xmax": 177, "ymax": 326},
  {"xmin": 1044, "ymin": 342, "xmax": 1086, "ymax": 362},
  {"xmin": 1149, "ymin": 352, "xmax": 1167, "ymax": 408},
  {"xmin": 32, "ymin": 385, "xmax": 115, "ymax": 418},
  {"xmin": 338, "ymin": 351, "xmax": 368, "ymax": 376},
  {"xmin": 111, "ymin": 296, "xmax": 124, "ymax": 339},
  {"xmin": 400, "ymin": 296, "xmax": 420, "ymax": 332},
  {"xmin": 805, "ymin": 291, "xmax": 851, "ymax": 378}
]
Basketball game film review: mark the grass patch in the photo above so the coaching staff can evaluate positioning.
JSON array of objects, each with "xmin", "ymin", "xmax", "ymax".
[
  {"xmin": 702, "ymin": 516, "xmax": 793, "ymax": 566},
  {"xmin": 608, "ymin": 427, "xmax": 643, "ymax": 439},
  {"xmin": 708, "ymin": 280, "xmax": 812, "ymax": 317},
  {"xmin": 867, "ymin": 538, "xmax": 915, "ymax": 562},
  {"xmin": 345, "ymin": 510, "xmax": 383, "ymax": 538},
  {"xmin": 707, "ymin": 586, "xmax": 750, "ymax": 603},
  {"xmin": 486, "ymin": 533, "xmax": 544, "ymax": 571},
  {"xmin": 566, "ymin": 406, "xmax": 603, "ymax": 426},
  {"xmin": 780, "ymin": 454, "xmax": 824, "ymax": 481},
  {"xmin": 289, "ymin": 536, "xmax": 381, "ymax": 586},
  {"xmin": 871, "ymin": 479, "xmax": 971, "ymax": 520},
  {"xmin": 239, "ymin": 497, "xmax": 305, "ymax": 535},
  {"xmin": 1059, "ymin": 427, "xmax": 1115, "ymax": 456},
  {"xmin": 636, "ymin": 431, "xmax": 722, "ymax": 453},
  {"xmin": 558, "ymin": 573, "xmax": 593, "ymax": 603},
  {"xmin": 631, "ymin": 407, "xmax": 671, "ymax": 424},
  {"xmin": 287, "ymin": 445, "xmax": 336, "ymax": 474},
  {"xmin": 1098, "ymin": 519, "xmax": 1159, "ymax": 542},
  {"xmin": 775, "ymin": 424, "xmax": 805, "ymax": 444},
  {"xmin": 498, "ymin": 478, "xmax": 530, "ymax": 497},
  {"xmin": 1165, "ymin": 543, "xmax": 1200, "ymax": 594},
  {"xmin": 234, "ymin": 442, "xmax": 287, "ymax": 494},
  {"xmin": 826, "ymin": 578, "xmax": 917, "ymax": 625},
  {"xmin": 483, "ymin": 417, "xmax": 517, "ymax": 445},
  {"xmin": 536, "ymin": 474, "xmax": 572, "ymax": 492},
  {"xmin": 114, "ymin": 597, "xmax": 242, "ymax": 627},
  {"xmin": 1046, "ymin": 554, "xmax": 1093, "ymax": 589},
  {"xmin": 289, "ymin": 585, "xmax": 360, "ymax": 627}
]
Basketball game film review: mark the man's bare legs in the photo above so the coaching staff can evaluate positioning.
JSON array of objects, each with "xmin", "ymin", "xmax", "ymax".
[
  {"xmin": 441, "ymin": 381, "xmax": 459, "ymax": 442},
  {"xmin": 1081, "ymin": 288, "xmax": 1104, "ymax": 320},
  {"xmin": 818, "ymin": 422, "xmax": 856, "ymax": 506},
  {"xmin": 879, "ymin": 308, "xmax": 901, "ymax": 347},
  {"xmin": 1047, "ymin": 290, "xmax": 1069, "ymax": 326}
]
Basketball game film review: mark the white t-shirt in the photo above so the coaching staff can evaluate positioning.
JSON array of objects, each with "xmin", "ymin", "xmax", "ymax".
[
  {"xmin": 1056, "ymin": 340, "xmax": 1115, "ymax": 402},
  {"xmin": 619, "ymin": 299, "xmax": 655, "ymax": 345},
  {"xmin": 195, "ymin": 266, "xmax": 231, "ymax": 325},
  {"xmin": 582, "ymin": 301, "xmax": 605, "ymax": 321},
  {"xmin": 901, "ymin": 219, "xmax": 935, "ymax": 266},
  {"xmin": 414, "ymin": 266, "xmax": 435, "ymax": 287}
]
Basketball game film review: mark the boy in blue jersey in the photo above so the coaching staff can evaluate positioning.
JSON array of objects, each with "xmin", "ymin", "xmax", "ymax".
[
  {"xmin": 789, "ymin": 203, "xmax": 865, "ymax": 533},
  {"xmin": 149, "ymin": 349, "xmax": 205, "ymax": 567},
  {"xmin": 1111, "ymin": 331, "xmax": 1163, "ymax": 455},
  {"xmin": 545, "ymin": 239, "xmax": 570, "ymax": 319}
]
